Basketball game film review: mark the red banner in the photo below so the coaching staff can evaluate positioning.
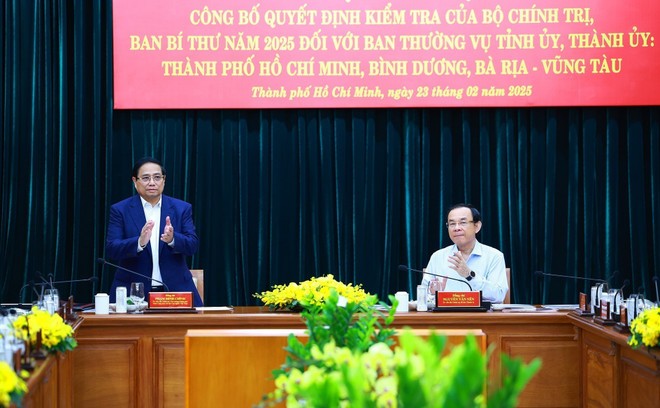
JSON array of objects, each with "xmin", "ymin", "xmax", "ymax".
[{"xmin": 113, "ymin": 0, "xmax": 660, "ymax": 109}]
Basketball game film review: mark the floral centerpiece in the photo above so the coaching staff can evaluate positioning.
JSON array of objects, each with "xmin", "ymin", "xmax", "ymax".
[
  {"xmin": 258, "ymin": 291, "xmax": 541, "ymax": 407},
  {"xmin": 12, "ymin": 306, "xmax": 77, "ymax": 353},
  {"xmin": 628, "ymin": 306, "xmax": 660, "ymax": 349},
  {"xmin": 0, "ymin": 361, "xmax": 28, "ymax": 408},
  {"xmin": 254, "ymin": 274, "xmax": 370, "ymax": 311}
]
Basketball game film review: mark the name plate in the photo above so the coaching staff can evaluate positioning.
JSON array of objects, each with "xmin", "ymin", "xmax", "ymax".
[
  {"xmin": 594, "ymin": 299, "xmax": 615, "ymax": 325},
  {"xmin": 574, "ymin": 292, "xmax": 594, "ymax": 316},
  {"xmin": 436, "ymin": 291, "xmax": 482, "ymax": 308},
  {"xmin": 614, "ymin": 305, "xmax": 630, "ymax": 333},
  {"xmin": 600, "ymin": 299, "xmax": 610, "ymax": 320},
  {"xmin": 148, "ymin": 292, "xmax": 194, "ymax": 309},
  {"xmin": 579, "ymin": 292, "xmax": 588, "ymax": 312},
  {"xmin": 619, "ymin": 305, "xmax": 627, "ymax": 324}
]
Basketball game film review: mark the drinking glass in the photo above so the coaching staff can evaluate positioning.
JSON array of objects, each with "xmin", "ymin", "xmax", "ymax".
[
  {"xmin": 428, "ymin": 278, "xmax": 446, "ymax": 308},
  {"xmin": 44, "ymin": 288, "xmax": 59, "ymax": 314},
  {"xmin": 129, "ymin": 282, "xmax": 145, "ymax": 313}
]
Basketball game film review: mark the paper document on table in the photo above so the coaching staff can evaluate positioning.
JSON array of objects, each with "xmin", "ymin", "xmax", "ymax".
[
  {"xmin": 492, "ymin": 304, "xmax": 536, "ymax": 311},
  {"xmin": 196, "ymin": 306, "xmax": 234, "ymax": 311},
  {"xmin": 541, "ymin": 304, "xmax": 580, "ymax": 311},
  {"xmin": 501, "ymin": 306, "xmax": 558, "ymax": 313}
]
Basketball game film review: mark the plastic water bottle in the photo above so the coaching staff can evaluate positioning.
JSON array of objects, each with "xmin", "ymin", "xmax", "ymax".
[
  {"xmin": 116, "ymin": 287, "xmax": 127, "ymax": 313},
  {"xmin": 416, "ymin": 285, "xmax": 428, "ymax": 311}
]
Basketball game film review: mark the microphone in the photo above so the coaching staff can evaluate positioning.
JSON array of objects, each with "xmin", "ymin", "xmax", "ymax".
[
  {"xmin": 33, "ymin": 276, "xmax": 99, "ymax": 286},
  {"xmin": 652, "ymin": 276, "xmax": 660, "ymax": 304},
  {"xmin": 18, "ymin": 271, "xmax": 50, "ymax": 303},
  {"xmin": 34, "ymin": 271, "xmax": 49, "ymax": 299},
  {"xmin": 97, "ymin": 258, "xmax": 170, "ymax": 291},
  {"xmin": 18, "ymin": 281, "xmax": 42, "ymax": 303},
  {"xmin": 536, "ymin": 270, "xmax": 618, "ymax": 308},
  {"xmin": 398, "ymin": 264, "xmax": 473, "ymax": 291},
  {"xmin": 534, "ymin": 271, "xmax": 608, "ymax": 284}
]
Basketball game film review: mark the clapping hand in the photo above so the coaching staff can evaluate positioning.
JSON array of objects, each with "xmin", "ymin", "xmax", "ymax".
[
  {"xmin": 139, "ymin": 220, "xmax": 155, "ymax": 247},
  {"xmin": 161, "ymin": 216, "xmax": 174, "ymax": 243},
  {"xmin": 448, "ymin": 251, "xmax": 471, "ymax": 278}
]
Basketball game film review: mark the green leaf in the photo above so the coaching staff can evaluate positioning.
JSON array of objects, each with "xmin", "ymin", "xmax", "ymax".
[{"xmin": 260, "ymin": 291, "xmax": 542, "ymax": 408}]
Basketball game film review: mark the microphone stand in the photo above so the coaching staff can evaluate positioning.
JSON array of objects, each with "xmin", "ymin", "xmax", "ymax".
[
  {"xmin": 32, "ymin": 276, "xmax": 98, "ymax": 313},
  {"xmin": 97, "ymin": 258, "xmax": 170, "ymax": 291},
  {"xmin": 534, "ymin": 271, "xmax": 607, "ymax": 284},
  {"xmin": 399, "ymin": 265, "xmax": 473, "ymax": 291},
  {"xmin": 535, "ymin": 270, "xmax": 616, "ymax": 316},
  {"xmin": 33, "ymin": 277, "xmax": 99, "ymax": 286},
  {"xmin": 17, "ymin": 281, "xmax": 43, "ymax": 307},
  {"xmin": 613, "ymin": 280, "xmax": 631, "ymax": 333},
  {"xmin": 399, "ymin": 265, "xmax": 490, "ymax": 312},
  {"xmin": 611, "ymin": 280, "xmax": 629, "ymax": 322}
]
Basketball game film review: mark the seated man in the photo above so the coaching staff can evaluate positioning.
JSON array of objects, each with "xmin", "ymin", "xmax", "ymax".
[{"xmin": 422, "ymin": 203, "xmax": 508, "ymax": 304}]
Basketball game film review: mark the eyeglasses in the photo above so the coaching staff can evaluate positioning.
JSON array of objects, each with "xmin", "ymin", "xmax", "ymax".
[
  {"xmin": 137, "ymin": 174, "xmax": 164, "ymax": 184},
  {"xmin": 446, "ymin": 221, "xmax": 475, "ymax": 229}
]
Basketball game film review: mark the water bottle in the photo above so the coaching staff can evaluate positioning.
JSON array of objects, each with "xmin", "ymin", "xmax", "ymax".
[
  {"xmin": 416, "ymin": 285, "xmax": 428, "ymax": 311},
  {"xmin": 116, "ymin": 287, "xmax": 127, "ymax": 313}
]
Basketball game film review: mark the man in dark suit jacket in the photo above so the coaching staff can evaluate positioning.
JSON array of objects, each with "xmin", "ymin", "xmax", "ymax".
[{"xmin": 106, "ymin": 157, "xmax": 203, "ymax": 306}]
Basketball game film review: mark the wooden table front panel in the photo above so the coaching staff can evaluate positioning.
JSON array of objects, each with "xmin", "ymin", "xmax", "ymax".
[
  {"xmin": 72, "ymin": 308, "xmax": 578, "ymax": 408},
  {"xmin": 570, "ymin": 314, "xmax": 660, "ymax": 408},
  {"xmin": 22, "ymin": 355, "xmax": 58, "ymax": 408},
  {"xmin": 620, "ymin": 346, "xmax": 660, "ymax": 408},
  {"xmin": 185, "ymin": 328, "xmax": 486, "ymax": 408}
]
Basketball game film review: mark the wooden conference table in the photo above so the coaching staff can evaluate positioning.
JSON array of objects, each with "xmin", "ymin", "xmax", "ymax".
[{"xmin": 69, "ymin": 307, "xmax": 659, "ymax": 408}]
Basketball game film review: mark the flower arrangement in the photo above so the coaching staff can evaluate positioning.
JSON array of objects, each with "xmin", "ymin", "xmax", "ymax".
[
  {"xmin": 269, "ymin": 333, "xmax": 539, "ymax": 408},
  {"xmin": 0, "ymin": 361, "xmax": 28, "ymax": 408},
  {"xmin": 628, "ymin": 306, "xmax": 660, "ymax": 349},
  {"xmin": 254, "ymin": 274, "xmax": 370, "ymax": 311},
  {"xmin": 12, "ymin": 306, "xmax": 77, "ymax": 353},
  {"xmin": 258, "ymin": 291, "xmax": 541, "ymax": 407}
]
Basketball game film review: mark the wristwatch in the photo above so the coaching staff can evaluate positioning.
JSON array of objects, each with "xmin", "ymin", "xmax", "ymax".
[{"xmin": 466, "ymin": 270, "xmax": 476, "ymax": 281}]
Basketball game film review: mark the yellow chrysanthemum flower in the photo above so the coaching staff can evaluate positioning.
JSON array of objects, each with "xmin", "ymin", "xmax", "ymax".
[
  {"xmin": 12, "ymin": 307, "xmax": 77, "ymax": 353},
  {"xmin": 254, "ymin": 274, "xmax": 370, "ymax": 310},
  {"xmin": 0, "ymin": 361, "xmax": 28, "ymax": 407},
  {"xmin": 628, "ymin": 307, "xmax": 660, "ymax": 349}
]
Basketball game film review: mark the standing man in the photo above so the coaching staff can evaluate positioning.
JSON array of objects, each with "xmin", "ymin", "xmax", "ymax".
[
  {"xmin": 422, "ymin": 203, "xmax": 508, "ymax": 304},
  {"xmin": 106, "ymin": 157, "xmax": 203, "ymax": 306}
]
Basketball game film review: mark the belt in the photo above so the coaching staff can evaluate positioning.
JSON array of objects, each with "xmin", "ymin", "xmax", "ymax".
[{"xmin": 150, "ymin": 285, "xmax": 165, "ymax": 292}]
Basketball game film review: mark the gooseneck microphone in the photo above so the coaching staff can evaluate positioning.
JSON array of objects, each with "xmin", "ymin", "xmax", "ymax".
[
  {"xmin": 398, "ymin": 264, "xmax": 473, "ymax": 291},
  {"xmin": 18, "ymin": 280, "xmax": 42, "ymax": 303},
  {"xmin": 534, "ymin": 271, "xmax": 608, "ymax": 284},
  {"xmin": 33, "ymin": 276, "xmax": 99, "ymax": 286},
  {"xmin": 27, "ymin": 272, "xmax": 98, "ymax": 305},
  {"xmin": 97, "ymin": 258, "xmax": 170, "ymax": 292},
  {"xmin": 535, "ymin": 270, "xmax": 618, "ymax": 306},
  {"xmin": 652, "ymin": 276, "xmax": 660, "ymax": 304}
]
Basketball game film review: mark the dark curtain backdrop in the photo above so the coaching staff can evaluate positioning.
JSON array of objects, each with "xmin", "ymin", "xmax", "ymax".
[{"xmin": 2, "ymin": 1, "xmax": 659, "ymax": 307}]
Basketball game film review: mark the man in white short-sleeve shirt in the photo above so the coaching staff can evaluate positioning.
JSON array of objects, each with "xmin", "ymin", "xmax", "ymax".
[{"xmin": 422, "ymin": 203, "xmax": 508, "ymax": 304}]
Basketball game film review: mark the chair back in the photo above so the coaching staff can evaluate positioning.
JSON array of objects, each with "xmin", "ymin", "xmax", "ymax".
[
  {"xmin": 504, "ymin": 268, "xmax": 511, "ymax": 304},
  {"xmin": 190, "ymin": 269, "xmax": 204, "ymax": 303}
]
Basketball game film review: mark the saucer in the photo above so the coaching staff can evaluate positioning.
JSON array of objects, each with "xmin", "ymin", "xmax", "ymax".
[{"xmin": 109, "ymin": 302, "xmax": 148, "ymax": 312}]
